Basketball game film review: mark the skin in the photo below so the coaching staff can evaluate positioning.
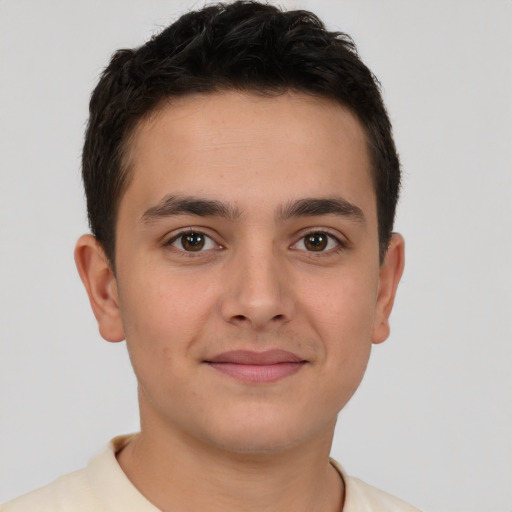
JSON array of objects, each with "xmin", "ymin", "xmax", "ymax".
[{"xmin": 75, "ymin": 91, "xmax": 404, "ymax": 512}]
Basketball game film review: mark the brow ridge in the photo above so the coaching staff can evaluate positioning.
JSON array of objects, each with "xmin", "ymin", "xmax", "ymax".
[
  {"xmin": 141, "ymin": 195, "xmax": 365, "ymax": 225},
  {"xmin": 276, "ymin": 197, "xmax": 365, "ymax": 223},
  {"xmin": 141, "ymin": 195, "xmax": 242, "ymax": 222}
]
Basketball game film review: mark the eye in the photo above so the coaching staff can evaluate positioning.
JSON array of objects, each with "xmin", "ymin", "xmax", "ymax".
[
  {"xmin": 293, "ymin": 231, "xmax": 342, "ymax": 252},
  {"xmin": 168, "ymin": 231, "xmax": 218, "ymax": 252}
]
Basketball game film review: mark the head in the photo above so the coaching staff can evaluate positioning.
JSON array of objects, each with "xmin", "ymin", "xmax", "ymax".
[
  {"xmin": 75, "ymin": 1, "xmax": 405, "ymax": 455},
  {"xmin": 82, "ymin": 0, "xmax": 400, "ymax": 268}
]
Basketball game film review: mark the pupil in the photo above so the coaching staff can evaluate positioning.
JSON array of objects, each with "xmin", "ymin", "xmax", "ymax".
[
  {"xmin": 183, "ymin": 233, "xmax": 204, "ymax": 251},
  {"xmin": 306, "ymin": 233, "xmax": 327, "ymax": 251}
]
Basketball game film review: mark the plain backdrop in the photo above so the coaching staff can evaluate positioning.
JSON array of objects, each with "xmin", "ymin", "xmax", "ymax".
[{"xmin": 1, "ymin": 1, "xmax": 511, "ymax": 510}]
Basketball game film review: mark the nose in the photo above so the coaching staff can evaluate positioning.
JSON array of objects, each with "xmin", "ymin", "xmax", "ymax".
[{"xmin": 220, "ymin": 245, "xmax": 295, "ymax": 330}]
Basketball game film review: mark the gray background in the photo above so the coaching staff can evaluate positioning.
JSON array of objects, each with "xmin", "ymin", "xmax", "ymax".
[{"xmin": 1, "ymin": 1, "xmax": 511, "ymax": 510}]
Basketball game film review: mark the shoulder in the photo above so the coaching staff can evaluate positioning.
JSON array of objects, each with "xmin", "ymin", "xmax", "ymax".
[
  {"xmin": 344, "ymin": 475, "xmax": 422, "ymax": 512},
  {"xmin": 1, "ymin": 469, "xmax": 101, "ymax": 512},
  {"xmin": 1, "ymin": 435, "xmax": 158, "ymax": 512},
  {"xmin": 330, "ymin": 459, "xmax": 422, "ymax": 512}
]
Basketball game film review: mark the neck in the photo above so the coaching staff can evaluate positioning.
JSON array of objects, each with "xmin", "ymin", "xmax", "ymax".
[{"xmin": 117, "ymin": 403, "xmax": 344, "ymax": 512}]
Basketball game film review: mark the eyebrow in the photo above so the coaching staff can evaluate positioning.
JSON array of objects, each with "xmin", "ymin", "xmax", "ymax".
[
  {"xmin": 141, "ymin": 195, "xmax": 242, "ymax": 223},
  {"xmin": 141, "ymin": 194, "xmax": 365, "ymax": 225},
  {"xmin": 276, "ymin": 197, "xmax": 366, "ymax": 224}
]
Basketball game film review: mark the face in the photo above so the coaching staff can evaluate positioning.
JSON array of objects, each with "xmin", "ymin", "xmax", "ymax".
[{"xmin": 78, "ymin": 91, "xmax": 404, "ymax": 454}]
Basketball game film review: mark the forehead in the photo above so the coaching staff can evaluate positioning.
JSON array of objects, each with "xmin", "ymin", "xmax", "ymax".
[{"xmin": 120, "ymin": 91, "xmax": 375, "ymax": 224}]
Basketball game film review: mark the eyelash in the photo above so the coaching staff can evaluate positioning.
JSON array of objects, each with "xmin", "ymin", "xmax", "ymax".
[
  {"xmin": 291, "ymin": 230, "xmax": 346, "ymax": 255},
  {"xmin": 164, "ymin": 229, "xmax": 222, "ymax": 255},
  {"xmin": 163, "ymin": 228, "xmax": 347, "ymax": 257}
]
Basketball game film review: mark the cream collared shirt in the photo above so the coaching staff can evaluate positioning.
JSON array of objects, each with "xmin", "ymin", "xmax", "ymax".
[{"xmin": 2, "ymin": 435, "xmax": 421, "ymax": 512}]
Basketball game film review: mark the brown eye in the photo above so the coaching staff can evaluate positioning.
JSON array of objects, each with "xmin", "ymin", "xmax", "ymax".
[
  {"xmin": 168, "ymin": 231, "xmax": 218, "ymax": 252},
  {"xmin": 304, "ymin": 232, "xmax": 328, "ymax": 251},
  {"xmin": 181, "ymin": 232, "xmax": 205, "ymax": 251},
  {"xmin": 292, "ymin": 231, "xmax": 342, "ymax": 253}
]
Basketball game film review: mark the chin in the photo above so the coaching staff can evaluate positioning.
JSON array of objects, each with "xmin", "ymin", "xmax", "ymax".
[
  {"xmin": 211, "ymin": 429, "xmax": 304, "ymax": 455},
  {"xmin": 199, "ymin": 409, "xmax": 333, "ymax": 456}
]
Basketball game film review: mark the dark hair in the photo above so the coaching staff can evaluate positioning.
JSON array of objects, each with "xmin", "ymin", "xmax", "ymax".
[{"xmin": 82, "ymin": 0, "xmax": 400, "ymax": 265}]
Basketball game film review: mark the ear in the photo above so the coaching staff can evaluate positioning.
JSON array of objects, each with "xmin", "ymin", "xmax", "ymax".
[
  {"xmin": 372, "ymin": 233, "xmax": 405, "ymax": 344},
  {"xmin": 74, "ymin": 234, "xmax": 125, "ymax": 343}
]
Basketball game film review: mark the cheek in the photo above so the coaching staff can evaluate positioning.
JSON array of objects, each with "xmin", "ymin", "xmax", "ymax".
[
  {"xmin": 117, "ymin": 265, "xmax": 219, "ymax": 369},
  {"xmin": 300, "ymin": 265, "xmax": 378, "ymax": 339},
  {"xmin": 297, "ymin": 267, "xmax": 377, "ymax": 392}
]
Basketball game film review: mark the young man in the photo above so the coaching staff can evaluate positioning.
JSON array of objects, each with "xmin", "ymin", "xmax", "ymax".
[{"xmin": 3, "ymin": 2, "xmax": 416, "ymax": 510}]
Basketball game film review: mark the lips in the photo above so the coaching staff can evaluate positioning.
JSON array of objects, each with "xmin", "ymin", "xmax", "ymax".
[{"xmin": 204, "ymin": 350, "xmax": 307, "ymax": 383}]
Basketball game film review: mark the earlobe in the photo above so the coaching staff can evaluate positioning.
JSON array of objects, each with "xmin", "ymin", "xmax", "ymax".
[
  {"xmin": 372, "ymin": 233, "xmax": 405, "ymax": 345},
  {"xmin": 74, "ymin": 234, "xmax": 125, "ymax": 343}
]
